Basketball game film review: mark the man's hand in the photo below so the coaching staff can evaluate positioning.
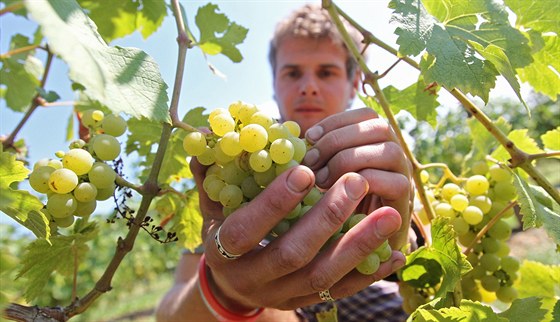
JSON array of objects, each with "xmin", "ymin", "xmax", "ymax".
[
  {"xmin": 302, "ymin": 108, "xmax": 412, "ymax": 250},
  {"xmin": 190, "ymin": 155, "xmax": 405, "ymax": 311}
]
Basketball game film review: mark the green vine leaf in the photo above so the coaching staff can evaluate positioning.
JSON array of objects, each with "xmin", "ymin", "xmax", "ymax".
[
  {"xmin": 0, "ymin": 151, "xmax": 47, "ymax": 239},
  {"xmin": 505, "ymin": 0, "xmax": 560, "ymax": 101},
  {"xmin": 195, "ymin": 3, "xmax": 248, "ymax": 63},
  {"xmin": 469, "ymin": 41, "xmax": 528, "ymax": 114},
  {"xmin": 467, "ymin": 116, "xmax": 511, "ymax": 161},
  {"xmin": 500, "ymin": 297, "xmax": 553, "ymax": 322},
  {"xmin": 389, "ymin": 0, "xmax": 532, "ymax": 104},
  {"xmin": 541, "ymin": 127, "xmax": 560, "ymax": 153},
  {"xmin": 516, "ymin": 261, "xmax": 560, "ymax": 300},
  {"xmin": 16, "ymin": 225, "xmax": 97, "ymax": 302},
  {"xmin": 380, "ymin": 77, "xmax": 439, "ymax": 127},
  {"xmin": 0, "ymin": 33, "xmax": 43, "ymax": 112},
  {"xmin": 491, "ymin": 129, "xmax": 544, "ymax": 162},
  {"xmin": 411, "ymin": 299, "xmax": 507, "ymax": 321},
  {"xmin": 402, "ymin": 218, "xmax": 471, "ymax": 298},
  {"xmin": 173, "ymin": 189, "xmax": 202, "ymax": 252},
  {"xmin": 77, "ymin": 0, "xmax": 167, "ymax": 43},
  {"xmin": 513, "ymin": 175, "xmax": 560, "ymax": 245},
  {"xmin": 25, "ymin": 0, "xmax": 170, "ymax": 123}
]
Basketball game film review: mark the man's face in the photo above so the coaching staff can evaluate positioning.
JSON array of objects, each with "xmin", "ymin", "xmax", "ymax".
[{"xmin": 273, "ymin": 36, "xmax": 358, "ymax": 136}]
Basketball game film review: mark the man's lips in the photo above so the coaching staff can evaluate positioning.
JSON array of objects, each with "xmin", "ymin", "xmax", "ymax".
[{"xmin": 295, "ymin": 106, "xmax": 322, "ymax": 113}]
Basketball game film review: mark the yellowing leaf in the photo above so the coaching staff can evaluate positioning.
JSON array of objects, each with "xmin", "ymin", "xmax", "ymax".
[
  {"xmin": 0, "ymin": 152, "xmax": 47, "ymax": 238},
  {"xmin": 491, "ymin": 129, "xmax": 544, "ymax": 162},
  {"xmin": 542, "ymin": 127, "xmax": 560, "ymax": 153}
]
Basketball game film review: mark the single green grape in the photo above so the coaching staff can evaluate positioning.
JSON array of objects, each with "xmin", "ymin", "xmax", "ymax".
[
  {"xmin": 496, "ymin": 286, "xmax": 518, "ymax": 303},
  {"xmin": 101, "ymin": 113, "xmax": 127, "ymax": 137},
  {"xmin": 270, "ymin": 138, "xmax": 294, "ymax": 164},
  {"xmin": 219, "ymin": 132, "xmax": 243, "ymax": 156},
  {"xmin": 183, "ymin": 132, "xmax": 207, "ymax": 156},
  {"xmin": 47, "ymin": 193, "xmax": 78, "ymax": 218},
  {"xmin": 63, "ymin": 148, "xmax": 94, "ymax": 175},
  {"xmin": 73, "ymin": 182, "xmax": 98, "ymax": 202},
  {"xmin": 441, "ymin": 183, "xmax": 461, "ymax": 200},
  {"xmin": 240, "ymin": 124, "xmax": 268, "ymax": 153},
  {"xmin": 219, "ymin": 184, "xmax": 244, "ymax": 208},
  {"xmin": 462, "ymin": 205, "xmax": 484, "ymax": 225},
  {"xmin": 210, "ymin": 113, "xmax": 235, "ymax": 137},
  {"xmin": 88, "ymin": 162, "xmax": 116, "ymax": 188},
  {"xmin": 249, "ymin": 149, "xmax": 273, "ymax": 173},
  {"xmin": 283, "ymin": 120, "xmax": 301, "ymax": 137},
  {"xmin": 48, "ymin": 168, "xmax": 79, "ymax": 194},
  {"xmin": 29, "ymin": 166, "xmax": 55, "ymax": 193},
  {"xmin": 465, "ymin": 175, "xmax": 490, "ymax": 196},
  {"xmin": 356, "ymin": 252, "xmax": 380, "ymax": 275},
  {"xmin": 249, "ymin": 111, "xmax": 274, "ymax": 129},
  {"xmin": 92, "ymin": 134, "xmax": 121, "ymax": 161}
]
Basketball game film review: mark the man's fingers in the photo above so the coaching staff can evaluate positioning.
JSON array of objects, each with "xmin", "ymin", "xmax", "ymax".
[
  {"xmin": 207, "ymin": 165, "xmax": 315, "ymax": 263},
  {"xmin": 312, "ymin": 142, "xmax": 409, "ymax": 189},
  {"xmin": 254, "ymin": 173, "xmax": 368, "ymax": 279},
  {"xmin": 304, "ymin": 108, "xmax": 379, "ymax": 145},
  {"xmin": 266, "ymin": 206, "xmax": 402, "ymax": 304},
  {"xmin": 304, "ymin": 117, "xmax": 392, "ymax": 172},
  {"xmin": 281, "ymin": 250, "xmax": 406, "ymax": 309}
]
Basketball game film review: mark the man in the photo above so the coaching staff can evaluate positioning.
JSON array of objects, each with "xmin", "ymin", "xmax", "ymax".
[{"xmin": 157, "ymin": 4, "xmax": 411, "ymax": 321}]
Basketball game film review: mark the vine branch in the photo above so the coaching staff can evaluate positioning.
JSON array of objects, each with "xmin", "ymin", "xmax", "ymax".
[{"xmin": 3, "ymin": 48, "xmax": 54, "ymax": 150}]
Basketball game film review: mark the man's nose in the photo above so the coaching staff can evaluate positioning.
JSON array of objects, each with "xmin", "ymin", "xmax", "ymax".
[{"xmin": 299, "ymin": 74, "xmax": 318, "ymax": 96}]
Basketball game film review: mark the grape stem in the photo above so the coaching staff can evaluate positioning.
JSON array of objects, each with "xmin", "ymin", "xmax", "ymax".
[
  {"xmin": 463, "ymin": 201, "xmax": 517, "ymax": 256},
  {"xmin": 0, "ymin": 44, "xmax": 45, "ymax": 59},
  {"xmin": 2, "ymin": 48, "xmax": 54, "ymax": 150},
  {"xmin": 527, "ymin": 150, "xmax": 560, "ymax": 162},
  {"xmin": 0, "ymin": 1, "xmax": 24, "ymax": 16}
]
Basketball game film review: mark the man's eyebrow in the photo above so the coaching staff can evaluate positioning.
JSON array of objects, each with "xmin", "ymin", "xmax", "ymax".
[{"xmin": 280, "ymin": 63, "xmax": 342, "ymax": 70}]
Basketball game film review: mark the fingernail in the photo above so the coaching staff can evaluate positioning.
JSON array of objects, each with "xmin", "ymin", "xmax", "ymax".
[
  {"xmin": 303, "ymin": 148, "xmax": 319, "ymax": 167},
  {"xmin": 391, "ymin": 253, "xmax": 406, "ymax": 270},
  {"xmin": 287, "ymin": 167, "xmax": 313, "ymax": 193},
  {"xmin": 315, "ymin": 167, "xmax": 329, "ymax": 185},
  {"xmin": 375, "ymin": 215, "xmax": 399, "ymax": 239},
  {"xmin": 306, "ymin": 126, "xmax": 323, "ymax": 143},
  {"xmin": 345, "ymin": 175, "xmax": 367, "ymax": 200}
]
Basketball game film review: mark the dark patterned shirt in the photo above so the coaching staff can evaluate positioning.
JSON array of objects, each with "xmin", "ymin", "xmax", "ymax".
[{"xmin": 296, "ymin": 281, "xmax": 408, "ymax": 322}]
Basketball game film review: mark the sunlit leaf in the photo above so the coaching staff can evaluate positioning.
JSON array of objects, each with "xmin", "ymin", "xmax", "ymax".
[
  {"xmin": 25, "ymin": 0, "xmax": 170, "ymax": 122},
  {"xmin": 0, "ymin": 152, "xmax": 47, "ymax": 238},
  {"xmin": 195, "ymin": 3, "xmax": 248, "ymax": 62}
]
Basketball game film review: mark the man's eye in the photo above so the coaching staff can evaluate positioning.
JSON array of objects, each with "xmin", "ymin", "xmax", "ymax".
[
  {"xmin": 287, "ymin": 70, "xmax": 301, "ymax": 78},
  {"xmin": 318, "ymin": 70, "xmax": 333, "ymax": 78}
]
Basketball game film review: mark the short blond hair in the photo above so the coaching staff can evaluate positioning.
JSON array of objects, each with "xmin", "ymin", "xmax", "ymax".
[{"xmin": 268, "ymin": 3, "xmax": 363, "ymax": 80}]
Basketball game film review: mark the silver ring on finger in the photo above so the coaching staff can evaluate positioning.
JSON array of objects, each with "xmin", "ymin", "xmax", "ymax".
[
  {"xmin": 318, "ymin": 289, "xmax": 335, "ymax": 302},
  {"xmin": 214, "ymin": 226, "xmax": 242, "ymax": 260}
]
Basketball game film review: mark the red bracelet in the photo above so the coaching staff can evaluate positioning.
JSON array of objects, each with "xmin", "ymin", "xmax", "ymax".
[{"xmin": 198, "ymin": 254, "xmax": 264, "ymax": 322}]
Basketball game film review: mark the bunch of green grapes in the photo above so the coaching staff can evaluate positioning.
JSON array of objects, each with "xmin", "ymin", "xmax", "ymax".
[
  {"xmin": 417, "ymin": 161, "xmax": 520, "ymax": 303},
  {"xmin": 183, "ymin": 101, "xmax": 392, "ymax": 275},
  {"xmin": 28, "ymin": 109, "xmax": 126, "ymax": 228},
  {"xmin": 398, "ymin": 282, "xmax": 436, "ymax": 314}
]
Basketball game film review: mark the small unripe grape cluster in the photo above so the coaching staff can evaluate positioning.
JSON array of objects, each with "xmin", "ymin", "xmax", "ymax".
[
  {"xmin": 417, "ymin": 160, "xmax": 520, "ymax": 303},
  {"xmin": 28, "ymin": 109, "xmax": 126, "ymax": 228},
  {"xmin": 183, "ymin": 102, "xmax": 392, "ymax": 275}
]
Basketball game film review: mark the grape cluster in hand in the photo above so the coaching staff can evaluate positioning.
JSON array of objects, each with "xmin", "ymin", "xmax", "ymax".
[
  {"xmin": 183, "ymin": 102, "xmax": 392, "ymax": 275},
  {"xmin": 28, "ymin": 109, "xmax": 126, "ymax": 228}
]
